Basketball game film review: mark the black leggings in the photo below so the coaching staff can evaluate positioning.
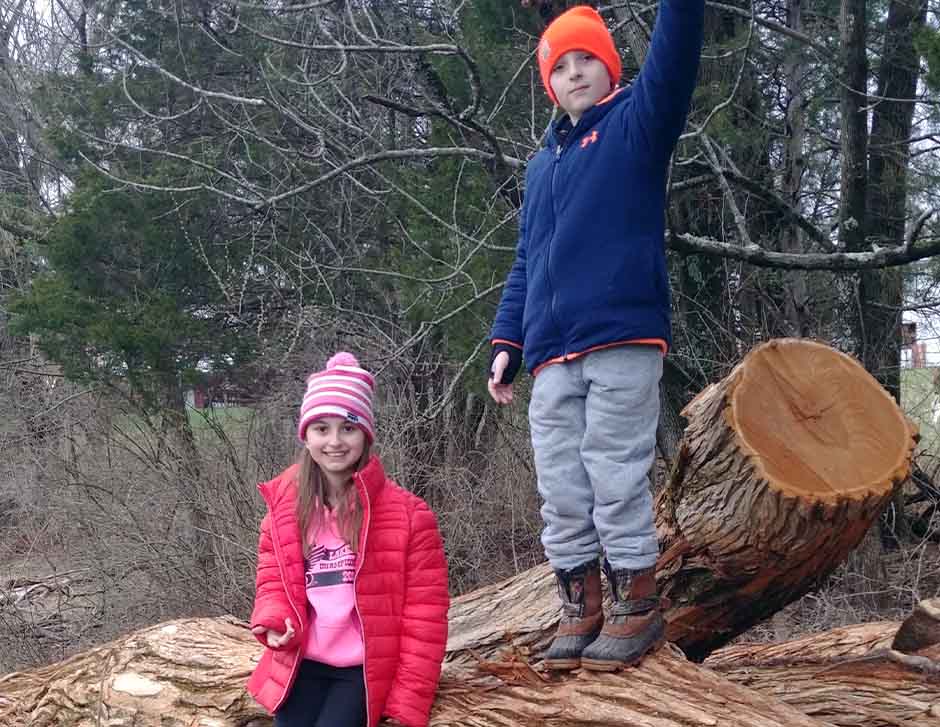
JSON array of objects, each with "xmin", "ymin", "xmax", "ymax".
[{"xmin": 274, "ymin": 660, "xmax": 367, "ymax": 727}]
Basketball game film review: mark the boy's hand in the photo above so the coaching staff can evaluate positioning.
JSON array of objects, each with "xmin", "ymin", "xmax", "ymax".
[
  {"xmin": 488, "ymin": 350, "xmax": 515, "ymax": 405},
  {"xmin": 251, "ymin": 617, "xmax": 295, "ymax": 648}
]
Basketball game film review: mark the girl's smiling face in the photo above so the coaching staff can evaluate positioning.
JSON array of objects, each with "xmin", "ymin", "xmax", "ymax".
[{"xmin": 304, "ymin": 416, "xmax": 366, "ymax": 486}]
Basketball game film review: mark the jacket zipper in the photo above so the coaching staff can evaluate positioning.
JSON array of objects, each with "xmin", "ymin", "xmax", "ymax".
[
  {"xmin": 353, "ymin": 472, "xmax": 372, "ymax": 726},
  {"xmin": 263, "ymin": 485, "xmax": 306, "ymax": 714},
  {"xmin": 547, "ymin": 114, "xmax": 598, "ymax": 361},
  {"xmin": 548, "ymin": 140, "xmax": 568, "ymax": 357}
]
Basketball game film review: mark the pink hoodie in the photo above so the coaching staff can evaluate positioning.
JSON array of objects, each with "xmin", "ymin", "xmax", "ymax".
[{"xmin": 303, "ymin": 510, "xmax": 363, "ymax": 666}]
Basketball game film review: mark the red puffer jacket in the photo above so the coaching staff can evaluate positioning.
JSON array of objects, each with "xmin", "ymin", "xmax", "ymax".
[{"xmin": 246, "ymin": 455, "xmax": 449, "ymax": 727}]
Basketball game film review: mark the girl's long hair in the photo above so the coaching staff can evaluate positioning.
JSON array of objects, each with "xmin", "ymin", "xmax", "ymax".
[{"xmin": 295, "ymin": 444, "xmax": 371, "ymax": 556}]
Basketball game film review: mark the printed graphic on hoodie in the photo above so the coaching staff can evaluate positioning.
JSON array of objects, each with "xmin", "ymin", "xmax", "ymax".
[
  {"xmin": 305, "ymin": 542, "xmax": 356, "ymax": 588},
  {"xmin": 303, "ymin": 513, "xmax": 364, "ymax": 666}
]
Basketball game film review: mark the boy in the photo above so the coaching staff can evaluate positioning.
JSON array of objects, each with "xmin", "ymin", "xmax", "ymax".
[{"xmin": 488, "ymin": 2, "xmax": 704, "ymax": 671}]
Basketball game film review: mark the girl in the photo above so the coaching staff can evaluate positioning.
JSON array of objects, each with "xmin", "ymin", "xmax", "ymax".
[{"xmin": 247, "ymin": 352, "xmax": 450, "ymax": 727}]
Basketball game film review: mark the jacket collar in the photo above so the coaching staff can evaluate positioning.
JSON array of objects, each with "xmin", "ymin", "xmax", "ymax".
[
  {"xmin": 353, "ymin": 455, "xmax": 387, "ymax": 504},
  {"xmin": 546, "ymin": 85, "xmax": 629, "ymax": 151},
  {"xmin": 257, "ymin": 463, "xmax": 300, "ymax": 513}
]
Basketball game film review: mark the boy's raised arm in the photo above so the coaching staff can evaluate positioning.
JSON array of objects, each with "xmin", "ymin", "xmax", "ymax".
[{"xmin": 627, "ymin": 0, "xmax": 706, "ymax": 158}]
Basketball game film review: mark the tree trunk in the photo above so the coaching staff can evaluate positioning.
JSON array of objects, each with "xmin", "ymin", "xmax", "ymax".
[
  {"xmin": 2, "ymin": 601, "xmax": 936, "ymax": 727},
  {"xmin": 656, "ymin": 357, "xmax": 693, "ymax": 474},
  {"xmin": 658, "ymin": 338, "xmax": 915, "ymax": 659},
  {"xmin": 838, "ymin": 0, "xmax": 869, "ymax": 258},
  {"xmin": 0, "ymin": 616, "xmax": 827, "ymax": 727},
  {"xmin": 448, "ymin": 339, "xmax": 914, "ymax": 665},
  {"xmin": 434, "ymin": 646, "xmax": 830, "ymax": 727},
  {"xmin": 781, "ymin": 0, "xmax": 810, "ymax": 336},
  {"xmin": 161, "ymin": 375, "xmax": 214, "ymax": 585},
  {"xmin": 0, "ymin": 617, "xmax": 260, "ymax": 726},
  {"xmin": 705, "ymin": 599, "xmax": 940, "ymax": 727},
  {"xmin": 610, "ymin": 3, "xmax": 650, "ymax": 68},
  {"xmin": 860, "ymin": 0, "xmax": 927, "ymax": 403},
  {"xmin": 446, "ymin": 339, "xmax": 915, "ymax": 664},
  {"xmin": 838, "ymin": 0, "xmax": 871, "ymax": 399}
]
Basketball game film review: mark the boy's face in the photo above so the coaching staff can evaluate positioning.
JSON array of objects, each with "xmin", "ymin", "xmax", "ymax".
[{"xmin": 549, "ymin": 50, "xmax": 612, "ymax": 124}]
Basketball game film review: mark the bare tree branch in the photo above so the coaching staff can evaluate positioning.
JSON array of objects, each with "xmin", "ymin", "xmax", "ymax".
[{"xmin": 670, "ymin": 232, "xmax": 940, "ymax": 270}]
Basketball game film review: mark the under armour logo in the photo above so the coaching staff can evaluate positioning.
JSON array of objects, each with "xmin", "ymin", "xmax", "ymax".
[{"xmin": 580, "ymin": 130, "xmax": 599, "ymax": 148}]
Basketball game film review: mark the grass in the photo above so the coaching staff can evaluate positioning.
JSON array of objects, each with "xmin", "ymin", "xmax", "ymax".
[
  {"xmin": 901, "ymin": 367, "xmax": 940, "ymax": 457},
  {"xmin": 187, "ymin": 405, "xmax": 254, "ymax": 433}
]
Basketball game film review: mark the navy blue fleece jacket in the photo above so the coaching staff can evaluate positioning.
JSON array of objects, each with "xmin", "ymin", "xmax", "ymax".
[{"xmin": 491, "ymin": 0, "xmax": 705, "ymax": 376}]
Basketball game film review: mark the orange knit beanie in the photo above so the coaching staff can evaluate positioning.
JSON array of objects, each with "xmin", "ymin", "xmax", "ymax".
[{"xmin": 537, "ymin": 6, "xmax": 622, "ymax": 106}]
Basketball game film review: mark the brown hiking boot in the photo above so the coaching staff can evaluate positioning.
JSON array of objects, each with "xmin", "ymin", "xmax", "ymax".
[
  {"xmin": 580, "ymin": 559, "xmax": 665, "ymax": 671},
  {"xmin": 543, "ymin": 559, "xmax": 603, "ymax": 670}
]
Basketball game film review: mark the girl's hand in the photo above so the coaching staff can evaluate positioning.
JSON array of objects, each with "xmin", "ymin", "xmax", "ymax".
[{"xmin": 251, "ymin": 618, "xmax": 295, "ymax": 648}]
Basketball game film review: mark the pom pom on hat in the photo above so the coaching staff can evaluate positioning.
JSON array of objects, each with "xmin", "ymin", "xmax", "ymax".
[
  {"xmin": 537, "ymin": 6, "xmax": 622, "ymax": 106},
  {"xmin": 297, "ymin": 351, "xmax": 376, "ymax": 443},
  {"xmin": 326, "ymin": 351, "xmax": 360, "ymax": 369}
]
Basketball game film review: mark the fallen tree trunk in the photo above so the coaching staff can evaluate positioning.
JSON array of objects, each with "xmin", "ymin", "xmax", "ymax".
[
  {"xmin": 0, "ymin": 617, "xmax": 260, "ymax": 727},
  {"xmin": 0, "ymin": 615, "xmax": 831, "ymax": 727},
  {"xmin": 433, "ymin": 645, "xmax": 830, "ymax": 727},
  {"xmin": 656, "ymin": 338, "xmax": 916, "ymax": 658},
  {"xmin": 3, "ymin": 604, "xmax": 936, "ymax": 726},
  {"xmin": 705, "ymin": 599, "xmax": 940, "ymax": 726}
]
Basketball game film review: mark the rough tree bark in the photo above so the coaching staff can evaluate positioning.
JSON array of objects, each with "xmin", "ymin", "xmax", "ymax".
[
  {"xmin": 0, "ymin": 616, "xmax": 830, "ymax": 727},
  {"xmin": 1, "ymin": 603, "xmax": 936, "ymax": 726},
  {"xmin": 657, "ymin": 338, "xmax": 916, "ymax": 658},
  {"xmin": 656, "ymin": 357, "xmax": 692, "ymax": 473},
  {"xmin": 0, "ymin": 617, "xmax": 260, "ymax": 726},
  {"xmin": 781, "ymin": 0, "xmax": 810, "ymax": 335},
  {"xmin": 861, "ymin": 0, "xmax": 927, "ymax": 403},
  {"xmin": 705, "ymin": 599, "xmax": 940, "ymax": 726}
]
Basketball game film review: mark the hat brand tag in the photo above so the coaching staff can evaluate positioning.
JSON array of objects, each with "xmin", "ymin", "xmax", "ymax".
[{"xmin": 346, "ymin": 412, "xmax": 360, "ymax": 423}]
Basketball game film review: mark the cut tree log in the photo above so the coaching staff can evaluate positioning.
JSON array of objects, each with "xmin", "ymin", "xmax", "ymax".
[
  {"xmin": 0, "ymin": 617, "xmax": 261, "ymax": 727},
  {"xmin": 657, "ymin": 337, "xmax": 917, "ymax": 658},
  {"xmin": 432, "ymin": 644, "xmax": 831, "ymax": 727},
  {"xmin": 2, "ymin": 603, "xmax": 936, "ymax": 726},
  {"xmin": 0, "ymin": 615, "xmax": 830, "ymax": 727},
  {"xmin": 893, "ymin": 597, "xmax": 940, "ymax": 653},
  {"xmin": 705, "ymin": 599, "xmax": 940, "ymax": 727}
]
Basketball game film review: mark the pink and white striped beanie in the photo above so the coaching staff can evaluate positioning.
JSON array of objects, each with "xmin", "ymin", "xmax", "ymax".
[{"xmin": 297, "ymin": 352, "xmax": 375, "ymax": 443}]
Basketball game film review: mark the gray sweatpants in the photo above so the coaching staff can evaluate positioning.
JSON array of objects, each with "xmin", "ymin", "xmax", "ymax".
[{"xmin": 529, "ymin": 346, "xmax": 661, "ymax": 571}]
